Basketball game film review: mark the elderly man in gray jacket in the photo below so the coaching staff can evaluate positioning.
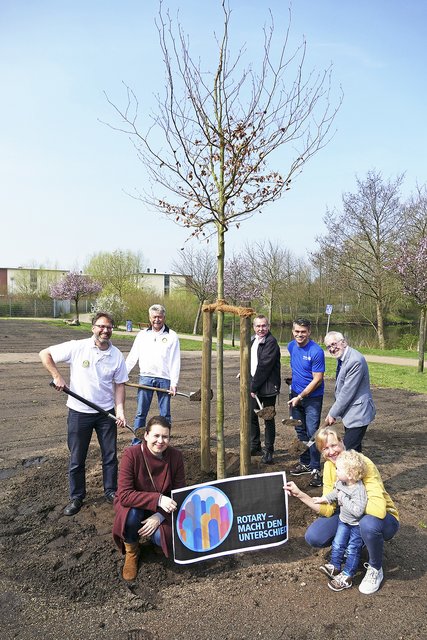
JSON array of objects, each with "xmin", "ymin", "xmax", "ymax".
[{"xmin": 324, "ymin": 331, "xmax": 376, "ymax": 452}]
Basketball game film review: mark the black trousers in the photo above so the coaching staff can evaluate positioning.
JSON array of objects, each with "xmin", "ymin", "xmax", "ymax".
[
  {"xmin": 344, "ymin": 425, "xmax": 368, "ymax": 452},
  {"xmin": 251, "ymin": 394, "xmax": 277, "ymax": 452}
]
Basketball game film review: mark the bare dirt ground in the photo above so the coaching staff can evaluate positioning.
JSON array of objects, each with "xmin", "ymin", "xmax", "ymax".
[{"xmin": 0, "ymin": 320, "xmax": 426, "ymax": 640}]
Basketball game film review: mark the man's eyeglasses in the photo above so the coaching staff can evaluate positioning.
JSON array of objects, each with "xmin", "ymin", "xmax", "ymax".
[
  {"xmin": 94, "ymin": 324, "xmax": 113, "ymax": 331},
  {"xmin": 326, "ymin": 340, "xmax": 343, "ymax": 351}
]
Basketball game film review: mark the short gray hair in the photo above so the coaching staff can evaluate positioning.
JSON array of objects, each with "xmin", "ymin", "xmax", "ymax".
[
  {"xmin": 324, "ymin": 331, "xmax": 346, "ymax": 344},
  {"xmin": 149, "ymin": 304, "xmax": 166, "ymax": 316}
]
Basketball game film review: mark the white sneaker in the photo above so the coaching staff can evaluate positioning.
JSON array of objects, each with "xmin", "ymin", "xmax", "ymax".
[{"xmin": 358, "ymin": 563, "xmax": 384, "ymax": 594}]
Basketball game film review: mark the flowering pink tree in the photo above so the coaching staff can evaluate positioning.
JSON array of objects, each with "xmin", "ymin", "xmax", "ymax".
[
  {"xmin": 50, "ymin": 272, "xmax": 102, "ymax": 325},
  {"xmin": 390, "ymin": 238, "xmax": 427, "ymax": 372}
]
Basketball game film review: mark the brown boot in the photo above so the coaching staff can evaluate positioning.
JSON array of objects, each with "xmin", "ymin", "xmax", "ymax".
[{"xmin": 122, "ymin": 542, "xmax": 140, "ymax": 581}]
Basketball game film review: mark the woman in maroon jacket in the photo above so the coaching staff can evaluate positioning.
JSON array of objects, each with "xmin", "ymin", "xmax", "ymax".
[{"xmin": 112, "ymin": 415, "xmax": 186, "ymax": 581}]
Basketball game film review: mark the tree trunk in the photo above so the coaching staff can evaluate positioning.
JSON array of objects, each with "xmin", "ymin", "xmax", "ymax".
[
  {"xmin": 216, "ymin": 225, "xmax": 226, "ymax": 479},
  {"xmin": 417, "ymin": 306, "xmax": 426, "ymax": 373},
  {"xmin": 74, "ymin": 298, "xmax": 80, "ymax": 325},
  {"xmin": 193, "ymin": 300, "xmax": 203, "ymax": 335},
  {"xmin": 376, "ymin": 300, "xmax": 385, "ymax": 349},
  {"xmin": 231, "ymin": 313, "xmax": 236, "ymax": 347}
]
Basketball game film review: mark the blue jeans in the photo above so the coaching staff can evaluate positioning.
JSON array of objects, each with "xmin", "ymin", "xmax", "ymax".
[
  {"xmin": 67, "ymin": 409, "xmax": 117, "ymax": 500},
  {"xmin": 331, "ymin": 520, "xmax": 363, "ymax": 577},
  {"xmin": 305, "ymin": 511, "xmax": 400, "ymax": 570},
  {"xmin": 291, "ymin": 393, "xmax": 323, "ymax": 470},
  {"xmin": 132, "ymin": 375, "xmax": 171, "ymax": 444},
  {"xmin": 134, "ymin": 376, "xmax": 171, "ymax": 428},
  {"xmin": 124, "ymin": 507, "xmax": 161, "ymax": 547}
]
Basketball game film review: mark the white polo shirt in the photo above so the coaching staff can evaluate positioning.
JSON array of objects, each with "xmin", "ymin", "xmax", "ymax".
[
  {"xmin": 125, "ymin": 325, "xmax": 180, "ymax": 386},
  {"xmin": 49, "ymin": 337, "xmax": 128, "ymax": 413}
]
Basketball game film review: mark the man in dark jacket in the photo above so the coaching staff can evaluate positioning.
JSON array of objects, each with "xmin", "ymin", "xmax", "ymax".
[{"xmin": 250, "ymin": 315, "xmax": 281, "ymax": 464}]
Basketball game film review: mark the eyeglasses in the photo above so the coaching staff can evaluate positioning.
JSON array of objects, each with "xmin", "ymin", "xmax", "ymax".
[
  {"xmin": 326, "ymin": 340, "xmax": 343, "ymax": 351},
  {"xmin": 94, "ymin": 324, "xmax": 113, "ymax": 331}
]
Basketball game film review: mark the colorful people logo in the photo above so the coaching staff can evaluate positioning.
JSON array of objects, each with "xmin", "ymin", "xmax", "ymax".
[{"xmin": 177, "ymin": 486, "xmax": 233, "ymax": 552}]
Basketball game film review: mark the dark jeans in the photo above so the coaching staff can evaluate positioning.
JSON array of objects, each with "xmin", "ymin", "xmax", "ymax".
[
  {"xmin": 331, "ymin": 520, "xmax": 364, "ymax": 577},
  {"xmin": 305, "ymin": 511, "xmax": 400, "ymax": 570},
  {"xmin": 291, "ymin": 393, "xmax": 323, "ymax": 470},
  {"xmin": 251, "ymin": 394, "xmax": 277, "ymax": 452},
  {"xmin": 67, "ymin": 408, "xmax": 117, "ymax": 500},
  {"xmin": 344, "ymin": 425, "xmax": 368, "ymax": 452},
  {"xmin": 124, "ymin": 507, "xmax": 161, "ymax": 546}
]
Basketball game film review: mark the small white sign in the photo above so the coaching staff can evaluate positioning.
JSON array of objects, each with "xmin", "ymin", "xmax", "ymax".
[{"xmin": 325, "ymin": 304, "xmax": 333, "ymax": 315}]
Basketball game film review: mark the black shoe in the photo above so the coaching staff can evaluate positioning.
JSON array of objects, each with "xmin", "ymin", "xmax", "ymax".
[
  {"xmin": 64, "ymin": 498, "xmax": 83, "ymax": 516},
  {"xmin": 261, "ymin": 451, "xmax": 274, "ymax": 464},
  {"xmin": 251, "ymin": 446, "xmax": 262, "ymax": 456},
  {"xmin": 309, "ymin": 469, "xmax": 322, "ymax": 487},
  {"xmin": 105, "ymin": 491, "xmax": 116, "ymax": 504}
]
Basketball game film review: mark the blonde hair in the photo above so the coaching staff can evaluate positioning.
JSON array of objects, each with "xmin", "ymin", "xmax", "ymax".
[
  {"xmin": 335, "ymin": 450, "xmax": 367, "ymax": 482},
  {"xmin": 315, "ymin": 424, "xmax": 345, "ymax": 455}
]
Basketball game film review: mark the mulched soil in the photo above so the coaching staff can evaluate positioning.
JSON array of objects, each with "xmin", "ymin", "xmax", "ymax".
[{"xmin": 0, "ymin": 320, "xmax": 426, "ymax": 640}]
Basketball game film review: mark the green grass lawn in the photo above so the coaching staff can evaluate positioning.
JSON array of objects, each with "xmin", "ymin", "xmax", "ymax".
[
  {"xmin": 281, "ymin": 355, "xmax": 426, "ymax": 394},
  {"xmin": 23, "ymin": 320, "xmax": 427, "ymax": 393}
]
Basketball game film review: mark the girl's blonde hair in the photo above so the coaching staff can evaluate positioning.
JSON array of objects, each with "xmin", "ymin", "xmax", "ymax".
[{"xmin": 335, "ymin": 449, "xmax": 367, "ymax": 481}]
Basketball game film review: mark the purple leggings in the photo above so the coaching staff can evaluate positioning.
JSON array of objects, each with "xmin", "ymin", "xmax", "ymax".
[{"xmin": 305, "ymin": 512, "xmax": 399, "ymax": 570}]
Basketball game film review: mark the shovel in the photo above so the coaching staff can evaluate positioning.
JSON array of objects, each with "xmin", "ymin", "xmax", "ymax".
[
  {"xmin": 125, "ymin": 382, "xmax": 213, "ymax": 401},
  {"xmin": 49, "ymin": 381, "xmax": 145, "ymax": 440},
  {"xmin": 281, "ymin": 376, "xmax": 302, "ymax": 427},
  {"xmin": 253, "ymin": 394, "xmax": 276, "ymax": 420}
]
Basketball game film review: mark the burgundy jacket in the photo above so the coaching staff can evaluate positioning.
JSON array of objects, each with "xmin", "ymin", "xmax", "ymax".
[{"xmin": 112, "ymin": 443, "xmax": 186, "ymax": 557}]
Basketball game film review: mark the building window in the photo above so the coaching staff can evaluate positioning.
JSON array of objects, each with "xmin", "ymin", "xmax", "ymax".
[{"xmin": 164, "ymin": 274, "xmax": 170, "ymax": 296}]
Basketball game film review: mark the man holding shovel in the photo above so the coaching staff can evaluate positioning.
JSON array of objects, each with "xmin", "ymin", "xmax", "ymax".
[
  {"xmin": 287, "ymin": 317, "xmax": 325, "ymax": 487},
  {"xmin": 126, "ymin": 304, "xmax": 180, "ymax": 441},
  {"xmin": 250, "ymin": 315, "xmax": 281, "ymax": 464},
  {"xmin": 39, "ymin": 312, "xmax": 128, "ymax": 516}
]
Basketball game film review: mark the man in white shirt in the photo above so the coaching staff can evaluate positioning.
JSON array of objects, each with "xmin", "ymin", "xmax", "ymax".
[
  {"xmin": 39, "ymin": 312, "xmax": 128, "ymax": 516},
  {"xmin": 126, "ymin": 304, "xmax": 180, "ymax": 440}
]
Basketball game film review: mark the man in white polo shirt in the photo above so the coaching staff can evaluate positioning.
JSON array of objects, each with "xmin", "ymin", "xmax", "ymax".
[
  {"xmin": 39, "ymin": 312, "xmax": 128, "ymax": 516},
  {"xmin": 126, "ymin": 304, "xmax": 180, "ymax": 440}
]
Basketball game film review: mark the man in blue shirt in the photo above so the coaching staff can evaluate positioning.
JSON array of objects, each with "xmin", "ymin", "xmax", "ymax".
[{"xmin": 287, "ymin": 318, "xmax": 325, "ymax": 487}]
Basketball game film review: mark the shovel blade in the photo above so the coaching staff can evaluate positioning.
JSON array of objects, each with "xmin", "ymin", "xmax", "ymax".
[
  {"xmin": 281, "ymin": 417, "xmax": 303, "ymax": 427},
  {"xmin": 255, "ymin": 406, "xmax": 276, "ymax": 420}
]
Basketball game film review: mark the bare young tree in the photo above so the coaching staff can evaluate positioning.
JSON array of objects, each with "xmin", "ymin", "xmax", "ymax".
[
  {"xmin": 317, "ymin": 170, "xmax": 404, "ymax": 349},
  {"xmin": 104, "ymin": 1, "xmax": 341, "ymax": 476},
  {"xmin": 172, "ymin": 247, "xmax": 217, "ymax": 334},
  {"xmin": 245, "ymin": 240, "xmax": 296, "ymax": 324},
  {"xmin": 403, "ymin": 184, "xmax": 427, "ymax": 242}
]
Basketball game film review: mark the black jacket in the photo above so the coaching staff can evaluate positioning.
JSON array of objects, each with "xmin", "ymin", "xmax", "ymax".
[{"xmin": 250, "ymin": 332, "xmax": 281, "ymax": 397}]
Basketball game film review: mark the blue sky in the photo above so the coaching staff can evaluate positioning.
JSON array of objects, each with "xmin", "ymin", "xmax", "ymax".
[{"xmin": 1, "ymin": 0, "xmax": 426, "ymax": 273}]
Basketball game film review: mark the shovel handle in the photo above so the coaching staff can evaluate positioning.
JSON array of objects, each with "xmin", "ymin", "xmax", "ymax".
[
  {"xmin": 253, "ymin": 394, "xmax": 264, "ymax": 411},
  {"xmin": 125, "ymin": 382, "xmax": 196, "ymax": 400},
  {"xmin": 49, "ymin": 381, "xmax": 134, "ymax": 434}
]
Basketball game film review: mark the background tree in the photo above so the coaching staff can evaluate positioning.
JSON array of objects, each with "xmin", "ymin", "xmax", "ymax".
[
  {"xmin": 105, "ymin": 1, "xmax": 341, "ymax": 477},
  {"xmin": 402, "ymin": 184, "xmax": 427, "ymax": 242},
  {"xmin": 316, "ymin": 170, "xmax": 404, "ymax": 349},
  {"xmin": 172, "ymin": 247, "xmax": 217, "ymax": 334},
  {"xmin": 224, "ymin": 251, "xmax": 261, "ymax": 346},
  {"xmin": 389, "ymin": 238, "xmax": 427, "ymax": 372},
  {"xmin": 50, "ymin": 272, "xmax": 102, "ymax": 324},
  {"xmin": 85, "ymin": 250, "xmax": 143, "ymax": 298},
  {"xmin": 245, "ymin": 240, "xmax": 295, "ymax": 324},
  {"xmin": 91, "ymin": 293, "xmax": 129, "ymax": 327}
]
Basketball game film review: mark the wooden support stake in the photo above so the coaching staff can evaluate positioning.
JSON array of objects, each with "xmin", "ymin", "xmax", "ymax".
[
  {"xmin": 239, "ymin": 315, "xmax": 252, "ymax": 476},
  {"xmin": 200, "ymin": 309, "xmax": 212, "ymax": 472}
]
